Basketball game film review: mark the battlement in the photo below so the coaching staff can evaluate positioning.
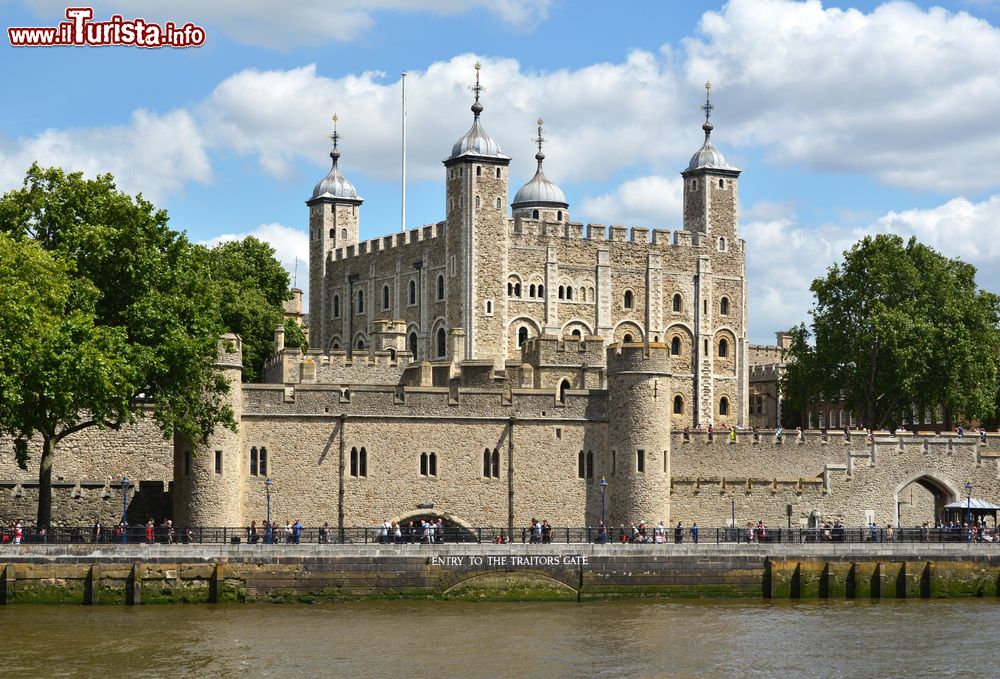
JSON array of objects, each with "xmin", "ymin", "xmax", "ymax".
[
  {"xmin": 605, "ymin": 342, "xmax": 671, "ymax": 374},
  {"xmin": 519, "ymin": 333, "xmax": 606, "ymax": 367},
  {"xmin": 329, "ymin": 221, "xmax": 444, "ymax": 263},
  {"xmin": 509, "ymin": 217, "xmax": 745, "ymax": 251},
  {"xmin": 749, "ymin": 343, "xmax": 784, "ymax": 366}
]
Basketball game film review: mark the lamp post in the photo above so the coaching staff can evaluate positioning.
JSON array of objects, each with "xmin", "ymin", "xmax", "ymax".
[
  {"xmin": 120, "ymin": 476, "xmax": 130, "ymax": 544},
  {"xmin": 965, "ymin": 481, "xmax": 973, "ymax": 541},
  {"xmin": 265, "ymin": 478, "xmax": 274, "ymax": 544},
  {"xmin": 599, "ymin": 477, "xmax": 608, "ymax": 542}
]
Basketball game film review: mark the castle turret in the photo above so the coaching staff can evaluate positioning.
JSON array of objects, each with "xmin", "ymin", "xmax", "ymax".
[
  {"xmin": 173, "ymin": 334, "xmax": 245, "ymax": 527},
  {"xmin": 443, "ymin": 62, "xmax": 511, "ymax": 368},
  {"xmin": 308, "ymin": 114, "xmax": 363, "ymax": 352},
  {"xmin": 511, "ymin": 118, "xmax": 568, "ymax": 224},
  {"xmin": 606, "ymin": 342, "xmax": 672, "ymax": 527}
]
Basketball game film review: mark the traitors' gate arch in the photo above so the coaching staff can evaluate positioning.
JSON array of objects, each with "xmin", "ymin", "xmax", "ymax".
[{"xmin": 893, "ymin": 470, "xmax": 963, "ymax": 527}]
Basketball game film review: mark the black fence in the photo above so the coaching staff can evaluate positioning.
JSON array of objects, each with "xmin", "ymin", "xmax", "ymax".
[{"xmin": 1, "ymin": 524, "xmax": 995, "ymax": 546}]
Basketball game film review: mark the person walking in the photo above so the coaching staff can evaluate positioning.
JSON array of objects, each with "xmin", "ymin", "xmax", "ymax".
[
  {"xmin": 674, "ymin": 522, "xmax": 684, "ymax": 544},
  {"xmin": 691, "ymin": 522, "xmax": 699, "ymax": 544}
]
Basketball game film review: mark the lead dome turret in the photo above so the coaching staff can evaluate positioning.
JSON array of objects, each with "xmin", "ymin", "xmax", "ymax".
[
  {"xmin": 445, "ymin": 62, "xmax": 509, "ymax": 163},
  {"xmin": 311, "ymin": 114, "xmax": 362, "ymax": 202},
  {"xmin": 512, "ymin": 118, "xmax": 569, "ymax": 222}
]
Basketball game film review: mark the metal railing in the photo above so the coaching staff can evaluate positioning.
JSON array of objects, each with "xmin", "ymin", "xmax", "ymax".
[{"xmin": 0, "ymin": 525, "xmax": 994, "ymax": 546}]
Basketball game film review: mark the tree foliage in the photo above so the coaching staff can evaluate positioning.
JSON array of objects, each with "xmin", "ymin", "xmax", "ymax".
[
  {"xmin": 283, "ymin": 318, "xmax": 307, "ymax": 351},
  {"xmin": 0, "ymin": 165, "xmax": 234, "ymax": 527},
  {"xmin": 205, "ymin": 236, "xmax": 291, "ymax": 382},
  {"xmin": 782, "ymin": 234, "xmax": 1000, "ymax": 430}
]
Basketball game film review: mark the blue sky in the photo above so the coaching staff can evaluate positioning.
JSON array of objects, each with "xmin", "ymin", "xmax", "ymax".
[{"xmin": 2, "ymin": 0, "xmax": 999, "ymax": 342}]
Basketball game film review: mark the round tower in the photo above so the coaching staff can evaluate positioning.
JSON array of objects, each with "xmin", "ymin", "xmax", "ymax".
[
  {"xmin": 173, "ymin": 333, "xmax": 245, "ymax": 528},
  {"xmin": 606, "ymin": 342, "xmax": 672, "ymax": 527}
]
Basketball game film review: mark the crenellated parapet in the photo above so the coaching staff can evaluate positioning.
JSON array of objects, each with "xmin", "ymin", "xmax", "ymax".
[
  {"xmin": 508, "ymin": 217, "xmax": 746, "ymax": 252},
  {"xmin": 330, "ymin": 221, "xmax": 443, "ymax": 262}
]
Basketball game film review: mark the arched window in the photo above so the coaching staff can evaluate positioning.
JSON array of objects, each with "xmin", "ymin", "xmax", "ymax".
[
  {"xmin": 579, "ymin": 286, "xmax": 585, "ymax": 300},
  {"xmin": 514, "ymin": 282, "xmax": 521, "ymax": 297},
  {"xmin": 485, "ymin": 300, "xmax": 493, "ymax": 315},
  {"xmin": 719, "ymin": 237, "xmax": 727, "ymax": 251},
  {"xmin": 557, "ymin": 210, "xmax": 562, "ymax": 221},
  {"xmin": 624, "ymin": 290, "xmax": 634, "ymax": 309},
  {"xmin": 341, "ymin": 229, "xmax": 347, "ymax": 240},
  {"xmin": 719, "ymin": 397, "xmax": 730, "ymax": 416},
  {"xmin": 508, "ymin": 282, "xmax": 514, "ymax": 296},
  {"xmin": 484, "ymin": 448, "xmax": 499, "ymax": 478},
  {"xmin": 566, "ymin": 286, "xmax": 573, "ymax": 301},
  {"xmin": 350, "ymin": 447, "xmax": 367, "ymax": 477},
  {"xmin": 571, "ymin": 329, "xmax": 581, "ymax": 338},
  {"xmin": 436, "ymin": 327, "xmax": 446, "ymax": 358},
  {"xmin": 408, "ymin": 332, "xmax": 417, "ymax": 357},
  {"xmin": 671, "ymin": 336, "xmax": 681, "ymax": 355},
  {"xmin": 333, "ymin": 295, "xmax": 340, "ymax": 318},
  {"xmin": 532, "ymin": 209, "xmax": 539, "ymax": 219},
  {"xmin": 409, "ymin": 280, "xmax": 416, "ymax": 305},
  {"xmin": 436, "ymin": 275, "xmax": 444, "ymax": 300},
  {"xmin": 495, "ymin": 167, "xmax": 501, "ymax": 178},
  {"xmin": 718, "ymin": 178, "xmax": 724, "ymax": 189},
  {"xmin": 517, "ymin": 326, "xmax": 528, "ymax": 347},
  {"xmin": 558, "ymin": 286, "xmax": 564, "ymax": 299},
  {"xmin": 356, "ymin": 337, "xmax": 365, "ymax": 350},
  {"xmin": 672, "ymin": 294, "xmax": 682, "ymax": 312},
  {"xmin": 476, "ymin": 165, "xmax": 482, "ymax": 177},
  {"xmin": 475, "ymin": 195, "xmax": 480, "ymax": 208},
  {"xmin": 720, "ymin": 297, "xmax": 730, "ymax": 315},
  {"xmin": 558, "ymin": 379, "xmax": 570, "ymax": 403},
  {"xmin": 623, "ymin": 333, "xmax": 634, "ymax": 343},
  {"xmin": 357, "ymin": 289, "xmax": 364, "ymax": 313},
  {"xmin": 673, "ymin": 395, "xmax": 684, "ymax": 414},
  {"xmin": 538, "ymin": 284, "xmax": 544, "ymax": 298},
  {"xmin": 719, "ymin": 338, "xmax": 728, "ymax": 358},
  {"xmin": 529, "ymin": 284, "xmax": 536, "ymax": 298},
  {"xmin": 496, "ymin": 197, "xmax": 501, "ymax": 209},
  {"xmin": 329, "ymin": 228, "xmax": 335, "ymax": 239},
  {"xmin": 382, "ymin": 285, "xmax": 390, "ymax": 310}
]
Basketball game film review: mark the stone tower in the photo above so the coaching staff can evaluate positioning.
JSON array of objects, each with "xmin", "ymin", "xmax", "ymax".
[
  {"xmin": 307, "ymin": 115, "xmax": 363, "ymax": 351},
  {"xmin": 173, "ymin": 333, "xmax": 245, "ymax": 528},
  {"xmin": 681, "ymin": 83, "xmax": 742, "ymax": 426},
  {"xmin": 606, "ymin": 342, "xmax": 672, "ymax": 526},
  {"xmin": 443, "ymin": 62, "xmax": 511, "ymax": 367}
]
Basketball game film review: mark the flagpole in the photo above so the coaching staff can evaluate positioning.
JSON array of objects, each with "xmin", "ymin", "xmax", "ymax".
[{"xmin": 401, "ymin": 69, "xmax": 407, "ymax": 232}]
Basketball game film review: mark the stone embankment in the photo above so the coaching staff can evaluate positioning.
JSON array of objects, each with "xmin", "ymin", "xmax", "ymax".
[{"xmin": 3, "ymin": 543, "xmax": 1000, "ymax": 603}]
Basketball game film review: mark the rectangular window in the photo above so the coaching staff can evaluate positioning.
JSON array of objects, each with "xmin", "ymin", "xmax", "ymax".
[
  {"xmin": 450, "ymin": 256, "xmax": 457, "ymax": 276},
  {"xmin": 260, "ymin": 447, "xmax": 268, "ymax": 477},
  {"xmin": 359, "ymin": 448, "xmax": 367, "ymax": 477},
  {"xmin": 637, "ymin": 449, "xmax": 645, "ymax": 474},
  {"xmin": 250, "ymin": 447, "xmax": 258, "ymax": 476},
  {"xmin": 351, "ymin": 448, "xmax": 359, "ymax": 478},
  {"xmin": 578, "ymin": 451, "xmax": 585, "ymax": 479},
  {"xmin": 555, "ymin": 427, "xmax": 562, "ymax": 440},
  {"xmin": 491, "ymin": 449, "xmax": 499, "ymax": 478},
  {"xmin": 428, "ymin": 452, "xmax": 437, "ymax": 477},
  {"xmin": 214, "ymin": 450, "xmax": 222, "ymax": 475}
]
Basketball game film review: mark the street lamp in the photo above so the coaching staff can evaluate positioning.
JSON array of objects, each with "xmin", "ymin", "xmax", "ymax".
[
  {"xmin": 965, "ymin": 481, "xmax": 973, "ymax": 541},
  {"xmin": 120, "ymin": 476, "xmax": 130, "ymax": 544},
  {"xmin": 265, "ymin": 478, "xmax": 274, "ymax": 544},
  {"xmin": 599, "ymin": 477, "xmax": 608, "ymax": 543}
]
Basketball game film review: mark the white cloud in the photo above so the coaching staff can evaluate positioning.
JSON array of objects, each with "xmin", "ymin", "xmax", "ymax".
[
  {"xmin": 199, "ymin": 222, "xmax": 310, "ymax": 300},
  {"xmin": 744, "ymin": 194, "xmax": 1000, "ymax": 343},
  {"xmin": 0, "ymin": 109, "xmax": 210, "ymax": 204},
  {"xmin": 24, "ymin": 1, "xmax": 552, "ymax": 47},
  {"xmin": 579, "ymin": 175, "xmax": 683, "ymax": 228},
  {"xmin": 684, "ymin": 0, "xmax": 1000, "ymax": 193}
]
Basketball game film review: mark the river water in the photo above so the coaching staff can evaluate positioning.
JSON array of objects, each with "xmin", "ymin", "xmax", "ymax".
[{"xmin": 1, "ymin": 599, "xmax": 995, "ymax": 678}]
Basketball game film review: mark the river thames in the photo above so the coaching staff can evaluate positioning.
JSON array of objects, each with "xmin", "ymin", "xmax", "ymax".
[{"xmin": 2, "ymin": 599, "xmax": 996, "ymax": 678}]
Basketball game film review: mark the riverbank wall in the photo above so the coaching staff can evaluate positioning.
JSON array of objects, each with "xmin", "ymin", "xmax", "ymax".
[{"xmin": 3, "ymin": 544, "xmax": 1000, "ymax": 604}]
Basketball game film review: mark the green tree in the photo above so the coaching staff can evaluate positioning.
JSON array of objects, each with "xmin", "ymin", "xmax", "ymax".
[
  {"xmin": 206, "ymin": 237, "xmax": 292, "ymax": 382},
  {"xmin": 783, "ymin": 234, "xmax": 1000, "ymax": 430},
  {"xmin": 284, "ymin": 318, "xmax": 307, "ymax": 350},
  {"xmin": 0, "ymin": 165, "xmax": 234, "ymax": 528}
]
